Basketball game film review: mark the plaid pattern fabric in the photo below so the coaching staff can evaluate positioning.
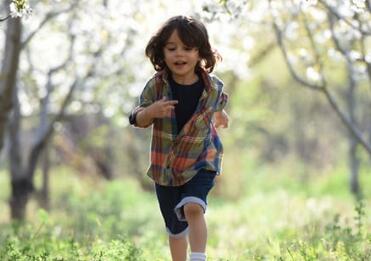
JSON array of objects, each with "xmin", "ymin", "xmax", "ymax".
[{"xmin": 131, "ymin": 68, "xmax": 228, "ymax": 186}]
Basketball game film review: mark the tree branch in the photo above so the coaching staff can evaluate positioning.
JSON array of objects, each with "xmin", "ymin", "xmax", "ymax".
[
  {"xmin": 21, "ymin": 2, "xmax": 78, "ymax": 49},
  {"xmin": 321, "ymin": 87, "xmax": 371, "ymax": 155},
  {"xmin": 0, "ymin": 15, "xmax": 10, "ymax": 22},
  {"xmin": 319, "ymin": 0, "xmax": 371, "ymax": 36},
  {"xmin": 300, "ymin": 10, "xmax": 326, "ymax": 86},
  {"xmin": 37, "ymin": 34, "xmax": 75, "ymax": 142},
  {"xmin": 356, "ymin": 16, "xmax": 371, "ymax": 85},
  {"xmin": 27, "ymin": 46, "xmax": 103, "ymax": 181},
  {"xmin": 48, "ymin": 35, "xmax": 75, "ymax": 75},
  {"xmin": 268, "ymin": 0, "xmax": 325, "ymax": 90},
  {"xmin": 327, "ymin": 11, "xmax": 358, "ymax": 100},
  {"xmin": 269, "ymin": 0, "xmax": 371, "ymax": 156},
  {"xmin": 367, "ymin": 0, "xmax": 371, "ymax": 13},
  {"xmin": 326, "ymin": 8, "xmax": 371, "ymax": 154},
  {"xmin": 327, "ymin": 12, "xmax": 349, "ymax": 57},
  {"xmin": 272, "ymin": 21, "xmax": 324, "ymax": 91},
  {"xmin": 248, "ymin": 41, "xmax": 276, "ymax": 67},
  {"xmin": 27, "ymin": 78, "xmax": 78, "ymax": 180}
]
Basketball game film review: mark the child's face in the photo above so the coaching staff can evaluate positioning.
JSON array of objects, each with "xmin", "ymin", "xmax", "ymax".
[{"xmin": 163, "ymin": 30, "xmax": 200, "ymax": 82}]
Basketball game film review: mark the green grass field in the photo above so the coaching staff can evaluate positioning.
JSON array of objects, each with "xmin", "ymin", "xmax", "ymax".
[{"xmin": 0, "ymin": 165, "xmax": 370, "ymax": 260}]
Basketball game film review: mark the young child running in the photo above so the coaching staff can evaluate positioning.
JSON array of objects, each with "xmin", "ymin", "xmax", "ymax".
[{"xmin": 129, "ymin": 15, "xmax": 229, "ymax": 261}]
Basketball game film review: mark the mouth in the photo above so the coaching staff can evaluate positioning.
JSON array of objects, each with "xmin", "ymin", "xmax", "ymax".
[{"xmin": 174, "ymin": 61, "xmax": 187, "ymax": 66}]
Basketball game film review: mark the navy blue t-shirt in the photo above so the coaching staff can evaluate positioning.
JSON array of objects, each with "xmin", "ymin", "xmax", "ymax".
[{"xmin": 169, "ymin": 74, "xmax": 204, "ymax": 134}]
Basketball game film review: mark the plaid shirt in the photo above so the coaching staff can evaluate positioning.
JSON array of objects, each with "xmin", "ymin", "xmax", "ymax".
[{"xmin": 130, "ymin": 68, "xmax": 228, "ymax": 186}]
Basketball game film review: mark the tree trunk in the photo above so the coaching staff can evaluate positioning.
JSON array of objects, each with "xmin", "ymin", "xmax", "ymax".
[
  {"xmin": 0, "ymin": 13, "xmax": 22, "ymax": 153},
  {"xmin": 349, "ymin": 137, "xmax": 360, "ymax": 196},
  {"xmin": 368, "ymin": 101, "xmax": 371, "ymax": 162},
  {"xmin": 345, "ymin": 57, "xmax": 361, "ymax": 197},
  {"xmin": 10, "ymin": 178, "xmax": 33, "ymax": 219},
  {"xmin": 8, "ymin": 84, "xmax": 33, "ymax": 220},
  {"xmin": 37, "ymin": 75, "xmax": 51, "ymax": 210},
  {"xmin": 39, "ymin": 145, "xmax": 50, "ymax": 210}
]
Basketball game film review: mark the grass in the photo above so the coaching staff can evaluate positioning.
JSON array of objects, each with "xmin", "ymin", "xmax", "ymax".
[{"xmin": 0, "ymin": 162, "xmax": 370, "ymax": 260}]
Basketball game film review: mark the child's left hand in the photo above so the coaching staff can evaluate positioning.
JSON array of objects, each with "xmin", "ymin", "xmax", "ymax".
[{"xmin": 214, "ymin": 110, "xmax": 229, "ymax": 128}]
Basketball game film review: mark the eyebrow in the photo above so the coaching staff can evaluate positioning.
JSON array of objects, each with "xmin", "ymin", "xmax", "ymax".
[{"xmin": 165, "ymin": 42, "xmax": 195, "ymax": 49}]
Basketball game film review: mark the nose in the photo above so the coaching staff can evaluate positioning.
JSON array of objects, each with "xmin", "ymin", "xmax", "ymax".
[{"xmin": 175, "ymin": 48, "xmax": 184, "ymax": 57}]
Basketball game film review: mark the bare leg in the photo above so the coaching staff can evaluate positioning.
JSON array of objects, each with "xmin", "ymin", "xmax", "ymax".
[
  {"xmin": 169, "ymin": 236, "xmax": 188, "ymax": 261},
  {"xmin": 184, "ymin": 203, "xmax": 207, "ymax": 253}
]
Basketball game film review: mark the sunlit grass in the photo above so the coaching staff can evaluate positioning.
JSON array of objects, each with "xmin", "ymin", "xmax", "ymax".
[{"xmin": 0, "ymin": 163, "xmax": 370, "ymax": 260}]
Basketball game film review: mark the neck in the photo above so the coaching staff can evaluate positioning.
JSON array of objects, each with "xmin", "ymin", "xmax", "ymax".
[{"xmin": 172, "ymin": 73, "xmax": 199, "ymax": 85}]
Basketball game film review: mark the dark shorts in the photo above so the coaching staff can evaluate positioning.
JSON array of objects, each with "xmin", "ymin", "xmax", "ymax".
[{"xmin": 155, "ymin": 169, "xmax": 217, "ymax": 238}]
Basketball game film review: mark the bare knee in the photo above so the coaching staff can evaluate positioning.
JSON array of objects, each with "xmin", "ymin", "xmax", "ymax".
[
  {"xmin": 184, "ymin": 203, "xmax": 203, "ymax": 219},
  {"xmin": 169, "ymin": 235, "xmax": 187, "ymax": 244}
]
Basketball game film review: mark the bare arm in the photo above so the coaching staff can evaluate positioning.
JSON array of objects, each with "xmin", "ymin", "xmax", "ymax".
[{"xmin": 135, "ymin": 107, "xmax": 153, "ymax": 128}]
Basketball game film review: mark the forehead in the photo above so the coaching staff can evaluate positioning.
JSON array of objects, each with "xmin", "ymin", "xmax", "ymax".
[{"xmin": 165, "ymin": 30, "xmax": 183, "ymax": 45}]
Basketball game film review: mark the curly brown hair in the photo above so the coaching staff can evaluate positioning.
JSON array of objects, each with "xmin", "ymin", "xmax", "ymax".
[{"xmin": 145, "ymin": 15, "xmax": 221, "ymax": 73}]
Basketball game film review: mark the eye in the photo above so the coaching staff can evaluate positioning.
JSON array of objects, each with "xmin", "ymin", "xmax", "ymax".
[
  {"xmin": 166, "ymin": 47, "xmax": 176, "ymax": 51},
  {"xmin": 183, "ymin": 47, "xmax": 193, "ymax": 51}
]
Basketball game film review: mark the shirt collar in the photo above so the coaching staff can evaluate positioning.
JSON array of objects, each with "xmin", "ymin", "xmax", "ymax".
[{"xmin": 156, "ymin": 68, "xmax": 212, "ymax": 92}]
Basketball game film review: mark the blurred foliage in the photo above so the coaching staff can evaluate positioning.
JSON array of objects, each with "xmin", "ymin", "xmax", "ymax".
[{"xmin": 1, "ymin": 0, "xmax": 369, "ymax": 194}]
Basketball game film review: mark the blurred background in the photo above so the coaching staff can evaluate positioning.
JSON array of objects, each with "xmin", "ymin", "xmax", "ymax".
[{"xmin": 0, "ymin": 0, "xmax": 370, "ymax": 260}]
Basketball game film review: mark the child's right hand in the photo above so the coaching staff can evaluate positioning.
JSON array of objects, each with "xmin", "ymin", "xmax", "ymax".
[{"xmin": 146, "ymin": 96, "xmax": 178, "ymax": 119}]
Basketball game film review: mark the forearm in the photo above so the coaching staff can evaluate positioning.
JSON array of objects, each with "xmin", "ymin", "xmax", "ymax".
[{"xmin": 135, "ymin": 107, "xmax": 154, "ymax": 128}]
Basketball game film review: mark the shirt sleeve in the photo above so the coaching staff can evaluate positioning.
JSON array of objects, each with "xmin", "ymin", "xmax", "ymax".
[
  {"xmin": 211, "ymin": 75, "xmax": 228, "ymax": 112},
  {"xmin": 129, "ymin": 77, "xmax": 157, "ymax": 127},
  {"xmin": 138, "ymin": 77, "xmax": 157, "ymax": 108},
  {"xmin": 216, "ymin": 91, "xmax": 228, "ymax": 112}
]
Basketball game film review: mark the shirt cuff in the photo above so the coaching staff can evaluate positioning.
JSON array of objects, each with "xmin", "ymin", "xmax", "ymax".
[{"xmin": 129, "ymin": 106, "xmax": 152, "ymax": 128}]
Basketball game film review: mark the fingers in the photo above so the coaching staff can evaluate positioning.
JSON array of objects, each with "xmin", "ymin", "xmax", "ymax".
[
  {"xmin": 161, "ymin": 102, "xmax": 177, "ymax": 113},
  {"xmin": 151, "ymin": 97, "xmax": 178, "ymax": 118},
  {"xmin": 162, "ymin": 101, "xmax": 177, "ymax": 112},
  {"xmin": 161, "ymin": 97, "xmax": 177, "ymax": 116},
  {"xmin": 164, "ymin": 100, "xmax": 178, "ymax": 106},
  {"xmin": 161, "ymin": 96, "xmax": 178, "ymax": 106}
]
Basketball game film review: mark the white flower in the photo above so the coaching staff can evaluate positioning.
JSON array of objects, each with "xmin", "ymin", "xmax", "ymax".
[
  {"xmin": 9, "ymin": 2, "xmax": 19, "ymax": 18},
  {"xmin": 306, "ymin": 67, "xmax": 321, "ymax": 82},
  {"xmin": 9, "ymin": 1, "xmax": 32, "ymax": 19},
  {"xmin": 350, "ymin": 0, "xmax": 366, "ymax": 13},
  {"xmin": 299, "ymin": 48, "xmax": 311, "ymax": 62},
  {"xmin": 338, "ymin": 5, "xmax": 354, "ymax": 17},
  {"xmin": 352, "ymin": 0, "xmax": 366, "ymax": 9},
  {"xmin": 349, "ymin": 50, "xmax": 362, "ymax": 61},
  {"xmin": 301, "ymin": 0, "xmax": 318, "ymax": 8}
]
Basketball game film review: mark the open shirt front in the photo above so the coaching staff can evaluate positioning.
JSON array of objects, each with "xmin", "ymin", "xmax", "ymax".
[{"xmin": 130, "ymin": 68, "xmax": 228, "ymax": 186}]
